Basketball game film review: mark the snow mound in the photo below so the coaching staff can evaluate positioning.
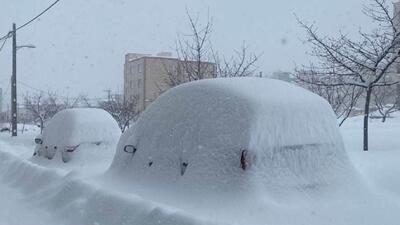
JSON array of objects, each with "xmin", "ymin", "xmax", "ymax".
[
  {"xmin": 109, "ymin": 78, "xmax": 357, "ymax": 199},
  {"xmin": 37, "ymin": 108, "xmax": 121, "ymax": 163},
  {"xmin": 0, "ymin": 148, "xmax": 220, "ymax": 225}
]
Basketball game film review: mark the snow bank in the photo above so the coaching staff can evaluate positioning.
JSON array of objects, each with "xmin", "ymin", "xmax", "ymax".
[
  {"xmin": 0, "ymin": 147, "xmax": 219, "ymax": 225},
  {"xmin": 37, "ymin": 108, "xmax": 121, "ymax": 163},
  {"xmin": 109, "ymin": 78, "xmax": 357, "ymax": 199}
]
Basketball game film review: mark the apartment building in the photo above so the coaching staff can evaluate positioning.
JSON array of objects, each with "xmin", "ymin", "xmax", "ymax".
[{"xmin": 124, "ymin": 53, "xmax": 216, "ymax": 112}]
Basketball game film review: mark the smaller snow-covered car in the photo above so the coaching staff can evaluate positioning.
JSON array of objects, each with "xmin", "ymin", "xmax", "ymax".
[{"xmin": 34, "ymin": 108, "xmax": 121, "ymax": 163}]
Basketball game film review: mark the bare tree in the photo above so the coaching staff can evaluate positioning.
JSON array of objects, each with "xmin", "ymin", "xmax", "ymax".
[
  {"xmin": 372, "ymin": 84, "xmax": 399, "ymax": 122},
  {"xmin": 24, "ymin": 92, "xmax": 64, "ymax": 134},
  {"xmin": 176, "ymin": 10, "xmax": 214, "ymax": 82},
  {"xmin": 79, "ymin": 95, "xmax": 94, "ymax": 108},
  {"xmin": 159, "ymin": 60, "xmax": 187, "ymax": 93},
  {"xmin": 62, "ymin": 95, "xmax": 85, "ymax": 109},
  {"xmin": 164, "ymin": 10, "xmax": 260, "ymax": 89},
  {"xmin": 212, "ymin": 42, "xmax": 260, "ymax": 78},
  {"xmin": 296, "ymin": 68, "xmax": 363, "ymax": 126},
  {"xmin": 98, "ymin": 95, "xmax": 139, "ymax": 132},
  {"xmin": 297, "ymin": 0, "xmax": 400, "ymax": 151}
]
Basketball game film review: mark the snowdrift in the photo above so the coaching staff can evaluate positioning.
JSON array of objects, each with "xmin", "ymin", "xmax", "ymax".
[
  {"xmin": 0, "ymin": 145, "xmax": 219, "ymax": 225},
  {"xmin": 109, "ymin": 78, "xmax": 357, "ymax": 199},
  {"xmin": 36, "ymin": 108, "xmax": 121, "ymax": 163}
]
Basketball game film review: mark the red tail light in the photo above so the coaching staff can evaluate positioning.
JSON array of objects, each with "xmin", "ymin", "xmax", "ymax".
[{"xmin": 240, "ymin": 150, "xmax": 249, "ymax": 170}]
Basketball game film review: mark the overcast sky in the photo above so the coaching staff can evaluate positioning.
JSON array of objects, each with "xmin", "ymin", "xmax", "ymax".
[{"xmin": 0, "ymin": 0, "xmax": 373, "ymax": 105}]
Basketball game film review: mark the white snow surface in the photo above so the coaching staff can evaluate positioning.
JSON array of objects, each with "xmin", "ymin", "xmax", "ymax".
[
  {"xmin": 109, "ymin": 78, "xmax": 357, "ymax": 201},
  {"xmin": 342, "ymin": 112, "xmax": 400, "ymax": 196}
]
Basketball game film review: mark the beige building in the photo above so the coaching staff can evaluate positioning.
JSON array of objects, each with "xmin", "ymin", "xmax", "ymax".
[{"xmin": 124, "ymin": 53, "xmax": 216, "ymax": 112}]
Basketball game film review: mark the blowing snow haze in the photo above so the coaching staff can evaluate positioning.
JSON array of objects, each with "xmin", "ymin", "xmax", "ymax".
[{"xmin": 0, "ymin": 0, "xmax": 368, "ymax": 100}]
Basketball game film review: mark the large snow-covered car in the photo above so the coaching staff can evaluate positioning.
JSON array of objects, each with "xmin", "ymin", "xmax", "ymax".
[
  {"xmin": 34, "ymin": 108, "xmax": 121, "ymax": 163},
  {"xmin": 109, "ymin": 78, "xmax": 356, "ymax": 198}
]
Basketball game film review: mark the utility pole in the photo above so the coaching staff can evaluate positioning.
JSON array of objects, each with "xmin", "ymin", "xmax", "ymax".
[{"xmin": 11, "ymin": 23, "xmax": 17, "ymax": 137}]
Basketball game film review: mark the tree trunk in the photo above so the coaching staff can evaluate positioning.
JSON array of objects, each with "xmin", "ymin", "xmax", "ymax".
[
  {"xmin": 381, "ymin": 104, "xmax": 396, "ymax": 123},
  {"xmin": 21, "ymin": 122, "xmax": 25, "ymax": 134},
  {"xmin": 363, "ymin": 87, "xmax": 373, "ymax": 151},
  {"xmin": 40, "ymin": 119, "xmax": 44, "ymax": 134},
  {"xmin": 382, "ymin": 113, "xmax": 387, "ymax": 123}
]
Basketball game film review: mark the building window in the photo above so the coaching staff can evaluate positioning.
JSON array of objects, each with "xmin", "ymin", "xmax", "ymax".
[
  {"xmin": 138, "ymin": 63, "xmax": 142, "ymax": 73},
  {"xmin": 130, "ymin": 65, "xmax": 135, "ymax": 74},
  {"xmin": 138, "ymin": 79, "xmax": 142, "ymax": 89}
]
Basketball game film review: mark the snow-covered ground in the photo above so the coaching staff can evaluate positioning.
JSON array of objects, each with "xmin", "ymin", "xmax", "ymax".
[
  {"xmin": 342, "ymin": 112, "xmax": 400, "ymax": 198},
  {"xmin": 0, "ymin": 112, "xmax": 399, "ymax": 225}
]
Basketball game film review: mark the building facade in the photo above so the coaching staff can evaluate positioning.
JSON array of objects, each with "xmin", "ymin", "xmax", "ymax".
[{"xmin": 124, "ymin": 53, "xmax": 216, "ymax": 112}]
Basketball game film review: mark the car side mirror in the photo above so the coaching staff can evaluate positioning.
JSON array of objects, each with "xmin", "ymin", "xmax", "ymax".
[
  {"xmin": 124, "ymin": 145, "xmax": 137, "ymax": 155},
  {"xmin": 180, "ymin": 162, "xmax": 188, "ymax": 176},
  {"xmin": 34, "ymin": 138, "xmax": 43, "ymax": 145}
]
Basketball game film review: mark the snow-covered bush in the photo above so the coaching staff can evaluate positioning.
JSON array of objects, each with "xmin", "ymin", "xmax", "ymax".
[
  {"xmin": 109, "ymin": 78, "xmax": 356, "ymax": 198},
  {"xmin": 35, "ymin": 108, "xmax": 121, "ymax": 163}
]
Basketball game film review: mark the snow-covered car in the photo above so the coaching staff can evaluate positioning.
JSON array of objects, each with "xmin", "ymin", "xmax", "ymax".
[
  {"xmin": 109, "ymin": 78, "xmax": 356, "ymax": 198},
  {"xmin": 34, "ymin": 108, "xmax": 121, "ymax": 163}
]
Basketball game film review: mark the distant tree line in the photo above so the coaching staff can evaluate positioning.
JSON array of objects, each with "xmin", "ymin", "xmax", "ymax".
[{"xmin": 0, "ymin": 92, "xmax": 139, "ymax": 134}]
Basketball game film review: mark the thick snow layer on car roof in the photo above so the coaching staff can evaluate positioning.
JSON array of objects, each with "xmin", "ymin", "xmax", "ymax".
[
  {"xmin": 42, "ymin": 108, "xmax": 121, "ymax": 147},
  {"xmin": 109, "ymin": 78, "xmax": 357, "ymax": 198}
]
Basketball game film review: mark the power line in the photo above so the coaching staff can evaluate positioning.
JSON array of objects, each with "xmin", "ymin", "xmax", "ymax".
[
  {"xmin": 17, "ymin": 0, "xmax": 61, "ymax": 31},
  {"xmin": 0, "ymin": 0, "xmax": 61, "ymax": 41},
  {"xmin": 0, "ymin": 32, "xmax": 11, "ymax": 52},
  {"xmin": 0, "ymin": 31, "xmax": 10, "ymax": 42}
]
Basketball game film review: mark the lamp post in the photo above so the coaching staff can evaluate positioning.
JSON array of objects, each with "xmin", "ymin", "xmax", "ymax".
[
  {"xmin": 11, "ymin": 23, "xmax": 35, "ymax": 137},
  {"xmin": 17, "ymin": 44, "xmax": 36, "ymax": 50}
]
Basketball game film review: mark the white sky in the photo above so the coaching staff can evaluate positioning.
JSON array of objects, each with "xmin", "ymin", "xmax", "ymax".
[{"xmin": 0, "ymin": 0, "xmax": 373, "ymax": 104}]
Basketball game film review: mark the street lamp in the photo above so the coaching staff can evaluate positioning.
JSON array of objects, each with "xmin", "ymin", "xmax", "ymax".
[
  {"xmin": 16, "ymin": 44, "xmax": 36, "ymax": 50},
  {"xmin": 10, "ymin": 22, "xmax": 36, "ymax": 137},
  {"xmin": 11, "ymin": 44, "xmax": 35, "ymax": 137}
]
